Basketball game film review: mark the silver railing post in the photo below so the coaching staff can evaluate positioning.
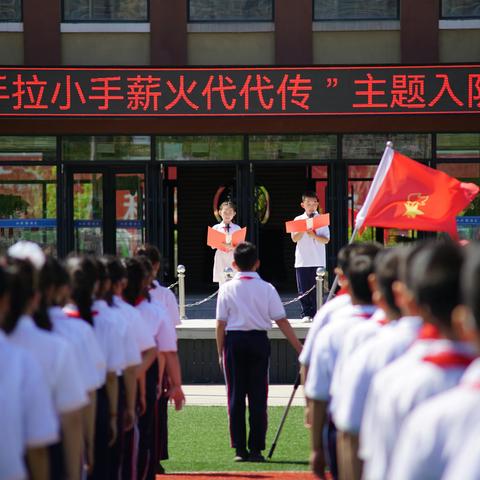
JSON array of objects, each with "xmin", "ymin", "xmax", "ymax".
[
  {"xmin": 177, "ymin": 264, "xmax": 187, "ymax": 320},
  {"xmin": 224, "ymin": 266, "xmax": 234, "ymax": 282},
  {"xmin": 316, "ymin": 267, "xmax": 326, "ymax": 311}
]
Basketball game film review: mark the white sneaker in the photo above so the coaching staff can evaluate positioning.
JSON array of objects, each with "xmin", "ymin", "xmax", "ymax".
[{"xmin": 302, "ymin": 316, "xmax": 312, "ymax": 323}]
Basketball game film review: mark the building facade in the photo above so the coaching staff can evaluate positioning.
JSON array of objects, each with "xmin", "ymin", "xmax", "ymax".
[{"xmin": 1, "ymin": 0, "xmax": 480, "ymax": 293}]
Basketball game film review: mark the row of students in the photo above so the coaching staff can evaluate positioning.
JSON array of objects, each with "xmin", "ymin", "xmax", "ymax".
[
  {"xmin": 0, "ymin": 241, "xmax": 184, "ymax": 480},
  {"xmin": 302, "ymin": 239, "xmax": 480, "ymax": 480}
]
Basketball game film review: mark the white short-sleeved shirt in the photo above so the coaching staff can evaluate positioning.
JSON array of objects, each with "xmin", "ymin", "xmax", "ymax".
[
  {"xmin": 389, "ymin": 358, "xmax": 480, "ymax": 480},
  {"xmin": 332, "ymin": 315, "xmax": 422, "ymax": 434},
  {"xmin": 299, "ymin": 293, "xmax": 352, "ymax": 368},
  {"xmin": 304, "ymin": 304, "xmax": 377, "ymax": 401},
  {"xmin": 62, "ymin": 305, "xmax": 108, "ymax": 389},
  {"xmin": 100, "ymin": 301, "xmax": 142, "ymax": 370},
  {"xmin": 212, "ymin": 222, "xmax": 242, "ymax": 283},
  {"xmin": 113, "ymin": 295, "xmax": 156, "ymax": 353},
  {"xmin": 293, "ymin": 212, "xmax": 330, "ymax": 268},
  {"xmin": 50, "ymin": 306, "xmax": 106, "ymax": 392},
  {"xmin": 136, "ymin": 298, "xmax": 177, "ymax": 352},
  {"xmin": 9, "ymin": 316, "xmax": 89, "ymax": 414},
  {"xmin": 361, "ymin": 339, "xmax": 476, "ymax": 480},
  {"xmin": 216, "ymin": 271, "xmax": 286, "ymax": 331},
  {"xmin": 329, "ymin": 308, "xmax": 386, "ymax": 415},
  {"xmin": 150, "ymin": 280, "xmax": 181, "ymax": 326},
  {"xmin": 442, "ymin": 426, "xmax": 480, "ymax": 480},
  {"xmin": 91, "ymin": 300, "xmax": 128, "ymax": 373},
  {"xmin": 1, "ymin": 331, "xmax": 58, "ymax": 480}
]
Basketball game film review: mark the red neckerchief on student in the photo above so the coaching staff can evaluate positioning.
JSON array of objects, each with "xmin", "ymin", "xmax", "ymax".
[
  {"xmin": 337, "ymin": 286, "xmax": 349, "ymax": 296},
  {"xmin": 64, "ymin": 309, "xmax": 98, "ymax": 318},
  {"xmin": 376, "ymin": 316, "xmax": 388, "ymax": 326},
  {"xmin": 239, "ymin": 276, "xmax": 254, "ymax": 280},
  {"xmin": 134, "ymin": 295, "xmax": 145, "ymax": 306},
  {"xmin": 423, "ymin": 350, "xmax": 477, "ymax": 369},
  {"xmin": 417, "ymin": 323, "xmax": 441, "ymax": 340}
]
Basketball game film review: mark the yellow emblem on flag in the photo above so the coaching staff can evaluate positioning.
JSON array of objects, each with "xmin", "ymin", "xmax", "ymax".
[{"xmin": 403, "ymin": 193, "xmax": 429, "ymax": 218}]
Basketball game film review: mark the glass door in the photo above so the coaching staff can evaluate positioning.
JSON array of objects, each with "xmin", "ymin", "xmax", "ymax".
[{"xmin": 66, "ymin": 167, "xmax": 146, "ymax": 256}]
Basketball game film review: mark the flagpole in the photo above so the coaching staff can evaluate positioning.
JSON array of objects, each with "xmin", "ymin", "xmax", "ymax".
[
  {"xmin": 325, "ymin": 224, "xmax": 360, "ymax": 302},
  {"xmin": 324, "ymin": 141, "xmax": 394, "ymax": 303}
]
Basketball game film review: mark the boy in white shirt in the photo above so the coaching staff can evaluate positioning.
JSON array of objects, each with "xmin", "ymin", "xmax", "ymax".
[
  {"xmin": 361, "ymin": 241, "xmax": 475, "ymax": 480},
  {"xmin": 305, "ymin": 245, "xmax": 380, "ymax": 479},
  {"xmin": 388, "ymin": 243, "xmax": 480, "ymax": 480},
  {"xmin": 216, "ymin": 242, "xmax": 302, "ymax": 462},
  {"xmin": 291, "ymin": 191, "xmax": 330, "ymax": 322},
  {"xmin": 331, "ymin": 248, "xmax": 402, "ymax": 480}
]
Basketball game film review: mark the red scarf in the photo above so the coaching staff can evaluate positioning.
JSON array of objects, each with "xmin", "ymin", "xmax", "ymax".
[
  {"xmin": 64, "ymin": 309, "xmax": 98, "ymax": 319},
  {"xmin": 423, "ymin": 351, "xmax": 477, "ymax": 369},
  {"xmin": 417, "ymin": 323, "xmax": 441, "ymax": 341}
]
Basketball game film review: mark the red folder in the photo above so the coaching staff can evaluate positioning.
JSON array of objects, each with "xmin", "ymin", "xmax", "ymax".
[
  {"xmin": 285, "ymin": 213, "xmax": 330, "ymax": 233},
  {"xmin": 207, "ymin": 227, "xmax": 247, "ymax": 252}
]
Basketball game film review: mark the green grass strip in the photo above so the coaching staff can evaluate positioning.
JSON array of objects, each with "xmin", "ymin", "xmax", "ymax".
[{"xmin": 163, "ymin": 405, "xmax": 310, "ymax": 473}]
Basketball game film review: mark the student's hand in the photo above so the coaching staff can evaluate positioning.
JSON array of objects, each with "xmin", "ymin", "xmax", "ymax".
[
  {"xmin": 108, "ymin": 415, "xmax": 118, "ymax": 446},
  {"xmin": 304, "ymin": 404, "xmax": 312, "ymax": 428},
  {"xmin": 84, "ymin": 443, "xmax": 94, "ymax": 475},
  {"xmin": 123, "ymin": 409, "xmax": 135, "ymax": 432},
  {"xmin": 306, "ymin": 229, "xmax": 316, "ymax": 238},
  {"xmin": 138, "ymin": 393, "xmax": 147, "ymax": 416},
  {"xmin": 168, "ymin": 385, "xmax": 186, "ymax": 411},
  {"xmin": 218, "ymin": 355, "xmax": 224, "ymax": 373},
  {"xmin": 310, "ymin": 449, "xmax": 326, "ymax": 479}
]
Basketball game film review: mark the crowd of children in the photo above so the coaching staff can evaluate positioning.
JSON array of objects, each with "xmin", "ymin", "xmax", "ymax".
[
  {"xmin": 0, "ymin": 242, "xmax": 184, "ymax": 480},
  {"xmin": 302, "ymin": 238, "xmax": 480, "ymax": 480},
  {"xmin": 4, "ymin": 229, "xmax": 480, "ymax": 480}
]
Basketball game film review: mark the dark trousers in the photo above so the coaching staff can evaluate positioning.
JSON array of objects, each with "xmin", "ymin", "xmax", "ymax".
[
  {"xmin": 224, "ymin": 330, "xmax": 270, "ymax": 452},
  {"xmin": 88, "ymin": 386, "xmax": 110, "ymax": 480},
  {"xmin": 296, "ymin": 266, "xmax": 318, "ymax": 318},
  {"xmin": 109, "ymin": 376, "xmax": 126, "ymax": 480},
  {"xmin": 156, "ymin": 375, "xmax": 169, "ymax": 461},
  {"xmin": 137, "ymin": 360, "xmax": 159, "ymax": 480}
]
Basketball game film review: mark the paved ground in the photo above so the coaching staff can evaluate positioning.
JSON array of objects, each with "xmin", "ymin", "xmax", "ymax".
[{"xmin": 183, "ymin": 384, "xmax": 305, "ymax": 407}]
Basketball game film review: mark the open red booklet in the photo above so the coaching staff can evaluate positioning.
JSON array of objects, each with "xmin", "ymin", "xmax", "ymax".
[
  {"xmin": 207, "ymin": 226, "xmax": 247, "ymax": 252},
  {"xmin": 285, "ymin": 213, "xmax": 330, "ymax": 233}
]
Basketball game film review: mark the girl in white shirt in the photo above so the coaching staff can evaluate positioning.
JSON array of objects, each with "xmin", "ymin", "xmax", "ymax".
[
  {"xmin": 0, "ymin": 262, "xmax": 58, "ymax": 480},
  {"xmin": 7, "ymin": 257, "xmax": 88, "ymax": 480},
  {"xmin": 32, "ymin": 257, "xmax": 92, "ymax": 480}
]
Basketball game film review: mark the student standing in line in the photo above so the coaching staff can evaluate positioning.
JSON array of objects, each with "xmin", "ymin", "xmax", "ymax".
[
  {"xmin": 45, "ymin": 256, "xmax": 106, "ymax": 478},
  {"xmin": 212, "ymin": 201, "xmax": 241, "ymax": 285},
  {"xmin": 361, "ymin": 241, "xmax": 476, "ymax": 480},
  {"xmin": 7, "ymin": 254, "xmax": 88, "ymax": 480},
  {"xmin": 388, "ymin": 243, "xmax": 480, "ymax": 480},
  {"xmin": 0, "ymin": 262, "xmax": 59, "ymax": 480},
  {"xmin": 137, "ymin": 244, "xmax": 181, "ymax": 326},
  {"xmin": 291, "ymin": 191, "xmax": 330, "ymax": 322},
  {"xmin": 216, "ymin": 242, "xmax": 302, "ymax": 462}
]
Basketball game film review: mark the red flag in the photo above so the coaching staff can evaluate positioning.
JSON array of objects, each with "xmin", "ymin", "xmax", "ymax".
[{"xmin": 355, "ymin": 143, "xmax": 479, "ymax": 238}]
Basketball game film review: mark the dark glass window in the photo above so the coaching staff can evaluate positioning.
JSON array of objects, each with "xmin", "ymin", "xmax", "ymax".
[
  {"xmin": 156, "ymin": 136, "xmax": 243, "ymax": 160},
  {"xmin": 314, "ymin": 0, "xmax": 399, "ymax": 20},
  {"xmin": 62, "ymin": 136, "xmax": 150, "ymax": 161},
  {"xmin": 249, "ymin": 135, "xmax": 337, "ymax": 160},
  {"xmin": 342, "ymin": 134, "xmax": 431, "ymax": 160},
  {"xmin": 0, "ymin": 0, "xmax": 21, "ymax": 22},
  {"xmin": 437, "ymin": 133, "xmax": 480, "ymax": 160},
  {"xmin": 441, "ymin": 0, "xmax": 480, "ymax": 18},
  {"xmin": 0, "ymin": 136, "xmax": 57, "ymax": 162},
  {"xmin": 188, "ymin": 0, "xmax": 273, "ymax": 22},
  {"xmin": 63, "ymin": 0, "xmax": 148, "ymax": 21}
]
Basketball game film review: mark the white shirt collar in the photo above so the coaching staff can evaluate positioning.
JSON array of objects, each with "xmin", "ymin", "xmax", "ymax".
[{"xmin": 233, "ymin": 271, "xmax": 259, "ymax": 280}]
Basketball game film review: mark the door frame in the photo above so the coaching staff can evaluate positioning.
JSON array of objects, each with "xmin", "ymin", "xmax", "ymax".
[{"xmin": 63, "ymin": 164, "xmax": 149, "ymax": 256}]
